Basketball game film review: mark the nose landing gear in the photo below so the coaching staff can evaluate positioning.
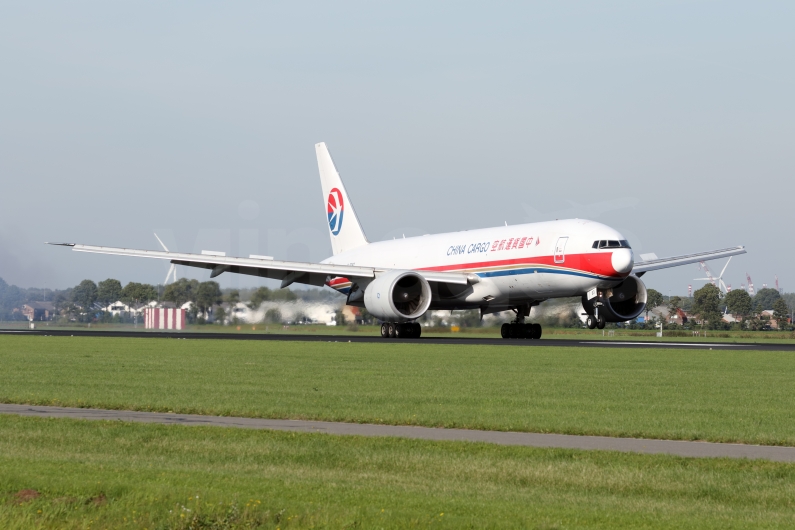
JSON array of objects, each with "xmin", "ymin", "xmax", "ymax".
[{"xmin": 586, "ymin": 315, "xmax": 606, "ymax": 329}]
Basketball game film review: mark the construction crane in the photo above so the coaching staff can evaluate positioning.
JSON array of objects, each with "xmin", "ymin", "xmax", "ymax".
[
  {"xmin": 746, "ymin": 273, "xmax": 755, "ymax": 296},
  {"xmin": 697, "ymin": 262, "xmax": 717, "ymax": 285}
]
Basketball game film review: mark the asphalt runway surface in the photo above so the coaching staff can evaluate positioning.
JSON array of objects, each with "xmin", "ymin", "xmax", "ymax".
[
  {"xmin": 2, "ymin": 403, "xmax": 794, "ymax": 462},
  {"xmin": 2, "ymin": 328, "xmax": 795, "ymax": 351}
]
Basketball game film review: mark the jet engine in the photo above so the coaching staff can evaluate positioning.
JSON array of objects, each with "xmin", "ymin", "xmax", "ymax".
[
  {"xmin": 363, "ymin": 270, "xmax": 432, "ymax": 322},
  {"xmin": 581, "ymin": 275, "xmax": 647, "ymax": 322}
]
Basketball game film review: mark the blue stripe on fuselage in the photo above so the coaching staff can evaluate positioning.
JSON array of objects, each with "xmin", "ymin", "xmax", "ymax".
[{"xmin": 476, "ymin": 267, "xmax": 622, "ymax": 282}]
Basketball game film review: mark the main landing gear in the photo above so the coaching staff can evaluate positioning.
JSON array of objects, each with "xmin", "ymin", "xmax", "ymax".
[
  {"xmin": 500, "ymin": 304, "xmax": 542, "ymax": 340},
  {"xmin": 380, "ymin": 322, "xmax": 422, "ymax": 339},
  {"xmin": 501, "ymin": 322, "xmax": 542, "ymax": 339}
]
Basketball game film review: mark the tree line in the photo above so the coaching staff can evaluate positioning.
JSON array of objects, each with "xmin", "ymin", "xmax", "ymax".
[
  {"xmin": 0, "ymin": 275, "xmax": 347, "ymax": 323},
  {"xmin": 0, "ymin": 277, "xmax": 34, "ymax": 320},
  {"xmin": 3, "ymin": 274, "xmax": 790, "ymax": 329},
  {"xmin": 643, "ymin": 285, "xmax": 792, "ymax": 331}
]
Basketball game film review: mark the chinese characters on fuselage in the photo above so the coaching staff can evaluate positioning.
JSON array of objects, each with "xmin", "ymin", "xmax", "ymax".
[{"xmin": 446, "ymin": 237, "xmax": 539, "ymax": 256}]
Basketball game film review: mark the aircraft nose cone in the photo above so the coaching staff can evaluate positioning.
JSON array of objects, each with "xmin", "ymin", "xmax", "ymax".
[{"xmin": 611, "ymin": 249, "xmax": 634, "ymax": 274}]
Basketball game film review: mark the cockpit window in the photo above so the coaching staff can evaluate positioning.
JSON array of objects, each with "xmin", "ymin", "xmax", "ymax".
[{"xmin": 592, "ymin": 240, "xmax": 631, "ymax": 249}]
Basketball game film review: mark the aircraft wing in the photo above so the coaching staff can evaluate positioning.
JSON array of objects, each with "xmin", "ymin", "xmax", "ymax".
[
  {"xmin": 632, "ymin": 246, "xmax": 746, "ymax": 274},
  {"xmin": 47, "ymin": 243, "xmax": 470, "ymax": 287}
]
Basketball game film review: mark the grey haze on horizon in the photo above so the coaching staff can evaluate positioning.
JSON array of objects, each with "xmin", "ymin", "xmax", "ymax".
[{"xmin": 1, "ymin": 2, "xmax": 792, "ymax": 295}]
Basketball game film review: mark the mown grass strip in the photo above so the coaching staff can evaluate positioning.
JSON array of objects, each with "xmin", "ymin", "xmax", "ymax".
[
  {"xmin": 1, "ymin": 415, "xmax": 794, "ymax": 529},
  {"xmin": 1, "ymin": 336, "xmax": 795, "ymax": 446}
]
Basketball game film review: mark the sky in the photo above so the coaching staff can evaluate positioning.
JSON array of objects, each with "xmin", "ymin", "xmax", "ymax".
[{"xmin": 1, "ymin": 1, "xmax": 792, "ymax": 296}]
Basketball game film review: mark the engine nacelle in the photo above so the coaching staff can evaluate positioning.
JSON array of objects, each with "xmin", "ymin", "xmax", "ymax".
[
  {"xmin": 581, "ymin": 276, "xmax": 647, "ymax": 322},
  {"xmin": 363, "ymin": 270, "xmax": 432, "ymax": 322}
]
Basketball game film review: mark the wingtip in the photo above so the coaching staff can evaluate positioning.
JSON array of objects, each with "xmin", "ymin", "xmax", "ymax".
[{"xmin": 46, "ymin": 242, "xmax": 76, "ymax": 247}]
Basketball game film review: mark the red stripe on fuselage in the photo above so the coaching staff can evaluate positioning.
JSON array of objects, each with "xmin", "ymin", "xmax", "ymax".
[{"xmin": 417, "ymin": 252, "xmax": 625, "ymax": 279}]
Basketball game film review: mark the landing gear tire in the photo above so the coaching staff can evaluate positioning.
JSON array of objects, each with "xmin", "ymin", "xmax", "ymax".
[
  {"xmin": 383, "ymin": 322, "xmax": 422, "ymax": 339},
  {"xmin": 509, "ymin": 323, "xmax": 520, "ymax": 338},
  {"xmin": 596, "ymin": 317, "xmax": 606, "ymax": 330},
  {"xmin": 501, "ymin": 322, "xmax": 542, "ymax": 339},
  {"xmin": 586, "ymin": 316, "xmax": 597, "ymax": 330}
]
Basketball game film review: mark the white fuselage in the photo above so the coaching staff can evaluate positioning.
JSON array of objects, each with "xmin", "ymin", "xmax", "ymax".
[{"xmin": 323, "ymin": 218, "xmax": 634, "ymax": 310}]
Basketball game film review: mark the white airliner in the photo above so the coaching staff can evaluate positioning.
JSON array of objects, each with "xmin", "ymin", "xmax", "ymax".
[{"xmin": 50, "ymin": 143, "xmax": 746, "ymax": 339}]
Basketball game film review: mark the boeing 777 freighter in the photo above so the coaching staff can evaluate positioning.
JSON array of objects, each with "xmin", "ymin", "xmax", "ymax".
[{"xmin": 50, "ymin": 143, "xmax": 746, "ymax": 339}]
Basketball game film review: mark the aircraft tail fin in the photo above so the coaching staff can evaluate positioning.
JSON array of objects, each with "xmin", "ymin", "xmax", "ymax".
[{"xmin": 315, "ymin": 142, "xmax": 369, "ymax": 255}]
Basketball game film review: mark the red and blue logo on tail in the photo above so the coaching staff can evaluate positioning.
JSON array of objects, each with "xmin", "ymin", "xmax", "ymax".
[
  {"xmin": 327, "ymin": 188, "xmax": 344, "ymax": 236},
  {"xmin": 326, "ymin": 276, "xmax": 352, "ymax": 295}
]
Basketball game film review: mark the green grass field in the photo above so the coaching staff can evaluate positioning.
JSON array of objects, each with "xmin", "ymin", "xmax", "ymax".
[
  {"xmin": 3, "ymin": 335, "xmax": 795, "ymax": 528},
  {"xmin": 2, "ymin": 336, "xmax": 795, "ymax": 445},
  {"xmin": 2, "ymin": 415, "xmax": 794, "ymax": 529}
]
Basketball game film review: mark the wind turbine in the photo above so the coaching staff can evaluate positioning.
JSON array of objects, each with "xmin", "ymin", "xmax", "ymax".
[
  {"xmin": 154, "ymin": 233, "xmax": 177, "ymax": 284},
  {"xmin": 694, "ymin": 257, "xmax": 732, "ymax": 294}
]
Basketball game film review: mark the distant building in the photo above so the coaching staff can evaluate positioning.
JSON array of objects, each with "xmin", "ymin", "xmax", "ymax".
[
  {"xmin": 760, "ymin": 309, "xmax": 780, "ymax": 329},
  {"xmin": 242, "ymin": 300, "xmax": 341, "ymax": 325},
  {"xmin": 669, "ymin": 308, "xmax": 689, "ymax": 325},
  {"xmin": 722, "ymin": 313, "xmax": 739, "ymax": 323},
  {"xmin": 342, "ymin": 305, "xmax": 362, "ymax": 324},
  {"xmin": 140, "ymin": 300, "xmax": 191, "ymax": 310},
  {"xmin": 144, "ymin": 307, "xmax": 185, "ymax": 330},
  {"xmin": 20, "ymin": 302, "xmax": 56, "ymax": 321},
  {"xmin": 103, "ymin": 300, "xmax": 146, "ymax": 316}
]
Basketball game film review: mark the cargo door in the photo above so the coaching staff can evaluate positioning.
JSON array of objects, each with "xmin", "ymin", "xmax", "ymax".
[{"xmin": 554, "ymin": 236, "xmax": 568, "ymax": 264}]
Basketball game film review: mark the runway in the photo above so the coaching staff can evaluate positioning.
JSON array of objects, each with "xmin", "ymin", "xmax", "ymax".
[
  {"xmin": 2, "ymin": 403, "xmax": 793, "ymax": 462},
  {"xmin": 2, "ymin": 328, "xmax": 794, "ymax": 351}
]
